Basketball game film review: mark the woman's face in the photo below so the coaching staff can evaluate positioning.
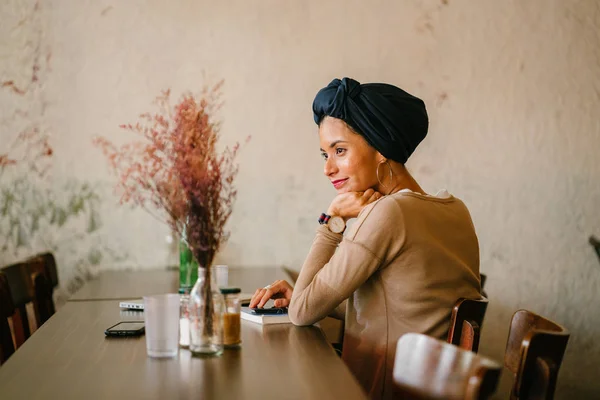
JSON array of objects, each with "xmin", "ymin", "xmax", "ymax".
[{"xmin": 319, "ymin": 117, "xmax": 382, "ymax": 194}]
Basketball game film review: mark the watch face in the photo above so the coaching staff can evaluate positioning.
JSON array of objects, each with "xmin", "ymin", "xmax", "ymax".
[{"xmin": 328, "ymin": 216, "xmax": 345, "ymax": 233}]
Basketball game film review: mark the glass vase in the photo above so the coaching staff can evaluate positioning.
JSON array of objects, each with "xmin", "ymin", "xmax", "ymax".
[{"xmin": 189, "ymin": 266, "xmax": 225, "ymax": 357}]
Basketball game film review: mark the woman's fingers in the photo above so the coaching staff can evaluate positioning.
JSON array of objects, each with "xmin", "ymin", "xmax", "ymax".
[
  {"xmin": 360, "ymin": 188, "xmax": 382, "ymax": 206},
  {"xmin": 249, "ymin": 280, "xmax": 293, "ymax": 308},
  {"xmin": 362, "ymin": 188, "xmax": 382, "ymax": 203},
  {"xmin": 368, "ymin": 191, "xmax": 382, "ymax": 203},
  {"xmin": 249, "ymin": 281, "xmax": 279, "ymax": 308},
  {"xmin": 257, "ymin": 286, "xmax": 279, "ymax": 308},
  {"xmin": 249, "ymin": 288, "xmax": 265, "ymax": 308},
  {"xmin": 363, "ymin": 188, "xmax": 374, "ymax": 198},
  {"xmin": 273, "ymin": 298, "xmax": 290, "ymax": 307}
]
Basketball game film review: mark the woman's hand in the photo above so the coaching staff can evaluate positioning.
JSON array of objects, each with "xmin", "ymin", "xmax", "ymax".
[
  {"xmin": 327, "ymin": 188, "xmax": 382, "ymax": 221},
  {"xmin": 249, "ymin": 280, "xmax": 294, "ymax": 308}
]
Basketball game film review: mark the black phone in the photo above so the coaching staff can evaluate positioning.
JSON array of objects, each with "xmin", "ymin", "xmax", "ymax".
[
  {"xmin": 104, "ymin": 321, "xmax": 145, "ymax": 337},
  {"xmin": 251, "ymin": 307, "xmax": 288, "ymax": 315}
]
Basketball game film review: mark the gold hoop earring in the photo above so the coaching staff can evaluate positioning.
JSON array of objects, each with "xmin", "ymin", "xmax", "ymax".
[{"xmin": 376, "ymin": 160, "xmax": 394, "ymax": 193}]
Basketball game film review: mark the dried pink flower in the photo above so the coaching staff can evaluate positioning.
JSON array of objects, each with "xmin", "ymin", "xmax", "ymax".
[{"xmin": 94, "ymin": 82, "xmax": 246, "ymax": 268}]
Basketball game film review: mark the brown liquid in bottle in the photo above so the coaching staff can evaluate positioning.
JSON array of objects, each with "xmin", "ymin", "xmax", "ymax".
[{"xmin": 223, "ymin": 313, "xmax": 241, "ymax": 347}]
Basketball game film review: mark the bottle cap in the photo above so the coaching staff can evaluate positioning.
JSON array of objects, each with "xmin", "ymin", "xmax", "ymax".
[{"xmin": 219, "ymin": 287, "xmax": 241, "ymax": 295}]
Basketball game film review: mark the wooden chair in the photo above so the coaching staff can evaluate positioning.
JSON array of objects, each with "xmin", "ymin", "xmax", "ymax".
[
  {"xmin": 28, "ymin": 252, "xmax": 58, "ymax": 324},
  {"xmin": 0, "ymin": 271, "xmax": 16, "ymax": 364},
  {"xmin": 1, "ymin": 255, "xmax": 54, "ymax": 340},
  {"xmin": 30, "ymin": 252, "xmax": 59, "ymax": 289},
  {"xmin": 0, "ymin": 262, "xmax": 34, "ymax": 348},
  {"xmin": 504, "ymin": 310, "xmax": 569, "ymax": 400},
  {"xmin": 32, "ymin": 269, "xmax": 54, "ymax": 326},
  {"xmin": 447, "ymin": 297, "xmax": 488, "ymax": 353},
  {"xmin": 20, "ymin": 257, "xmax": 52, "ymax": 328},
  {"xmin": 394, "ymin": 333, "xmax": 502, "ymax": 400}
]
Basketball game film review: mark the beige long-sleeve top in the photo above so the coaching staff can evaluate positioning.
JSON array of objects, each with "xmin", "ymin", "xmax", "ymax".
[{"xmin": 288, "ymin": 190, "xmax": 481, "ymax": 400}]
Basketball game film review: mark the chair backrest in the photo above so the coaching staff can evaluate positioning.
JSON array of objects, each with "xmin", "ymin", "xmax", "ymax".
[
  {"xmin": 504, "ymin": 310, "xmax": 570, "ymax": 400},
  {"xmin": 394, "ymin": 333, "xmax": 502, "ymax": 400},
  {"xmin": 447, "ymin": 297, "xmax": 489, "ymax": 353},
  {"xmin": 28, "ymin": 252, "xmax": 58, "ymax": 323},
  {"xmin": 1, "ymin": 261, "xmax": 35, "ymax": 346},
  {"xmin": 32, "ymin": 252, "xmax": 59, "ymax": 288},
  {"xmin": 33, "ymin": 269, "xmax": 55, "ymax": 325},
  {"xmin": 1, "ymin": 256, "xmax": 54, "ymax": 339},
  {"xmin": 0, "ymin": 271, "xmax": 16, "ymax": 364}
]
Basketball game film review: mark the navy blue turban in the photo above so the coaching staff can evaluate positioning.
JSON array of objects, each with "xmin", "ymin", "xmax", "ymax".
[{"xmin": 312, "ymin": 77, "xmax": 428, "ymax": 164}]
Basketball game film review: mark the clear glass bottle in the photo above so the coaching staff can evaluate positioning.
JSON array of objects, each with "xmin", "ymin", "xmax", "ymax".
[
  {"xmin": 220, "ymin": 287, "xmax": 241, "ymax": 348},
  {"xmin": 179, "ymin": 287, "xmax": 191, "ymax": 348},
  {"xmin": 188, "ymin": 266, "xmax": 225, "ymax": 357}
]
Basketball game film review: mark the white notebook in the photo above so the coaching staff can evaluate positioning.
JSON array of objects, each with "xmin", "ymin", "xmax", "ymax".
[{"xmin": 240, "ymin": 307, "xmax": 291, "ymax": 325}]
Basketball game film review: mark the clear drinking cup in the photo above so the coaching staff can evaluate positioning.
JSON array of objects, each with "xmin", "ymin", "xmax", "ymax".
[
  {"xmin": 143, "ymin": 293, "xmax": 180, "ymax": 358},
  {"xmin": 212, "ymin": 265, "xmax": 229, "ymax": 288}
]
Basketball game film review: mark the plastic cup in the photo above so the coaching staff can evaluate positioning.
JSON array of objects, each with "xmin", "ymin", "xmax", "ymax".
[{"xmin": 143, "ymin": 294, "xmax": 180, "ymax": 358}]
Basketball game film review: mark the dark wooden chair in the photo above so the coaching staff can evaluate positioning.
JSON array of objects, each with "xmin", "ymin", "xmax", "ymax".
[
  {"xmin": 394, "ymin": 333, "xmax": 502, "ymax": 400},
  {"xmin": 1, "ymin": 255, "xmax": 55, "ymax": 339},
  {"xmin": 504, "ymin": 310, "xmax": 570, "ymax": 400},
  {"xmin": 447, "ymin": 297, "xmax": 489, "ymax": 353},
  {"xmin": 32, "ymin": 269, "xmax": 54, "ymax": 326},
  {"xmin": 32, "ymin": 252, "xmax": 59, "ymax": 288},
  {"xmin": 0, "ymin": 261, "xmax": 34, "ymax": 348},
  {"xmin": 0, "ymin": 271, "xmax": 16, "ymax": 365},
  {"xmin": 28, "ymin": 252, "xmax": 58, "ymax": 324}
]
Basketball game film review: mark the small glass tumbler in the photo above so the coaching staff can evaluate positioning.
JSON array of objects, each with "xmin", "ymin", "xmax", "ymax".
[
  {"xmin": 220, "ymin": 287, "xmax": 241, "ymax": 348},
  {"xmin": 143, "ymin": 294, "xmax": 180, "ymax": 358}
]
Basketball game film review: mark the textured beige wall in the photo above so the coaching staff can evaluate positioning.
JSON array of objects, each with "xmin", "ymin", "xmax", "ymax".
[{"xmin": 1, "ymin": 0, "xmax": 599, "ymax": 397}]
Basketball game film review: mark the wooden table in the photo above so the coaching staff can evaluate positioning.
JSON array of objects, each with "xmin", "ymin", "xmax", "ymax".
[
  {"xmin": 0, "ymin": 270, "xmax": 366, "ymax": 400},
  {"xmin": 69, "ymin": 267, "xmax": 290, "ymax": 301}
]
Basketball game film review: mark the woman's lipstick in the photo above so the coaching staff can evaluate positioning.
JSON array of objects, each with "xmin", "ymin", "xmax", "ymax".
[{"xmin": 332, "ymin": 178, "xmax": 348, "ymax": 189}]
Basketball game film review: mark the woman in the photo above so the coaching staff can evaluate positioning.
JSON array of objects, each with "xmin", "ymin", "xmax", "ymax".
[{"xmin": 250, "ymin": 77, "xmax": 481, "ymax": 399}]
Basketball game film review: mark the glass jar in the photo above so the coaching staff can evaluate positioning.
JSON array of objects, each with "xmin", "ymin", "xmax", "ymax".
[
  {"xmin": 179, "ymin": 287, "xmax": 191, "ymax": 348},
  {"xmin": 220, "ymin": 288, "xmax": 241, "ymax": 348},
  {"xmin": 189, "ymin": 266, "xmax": 225, "ymax": 357}
]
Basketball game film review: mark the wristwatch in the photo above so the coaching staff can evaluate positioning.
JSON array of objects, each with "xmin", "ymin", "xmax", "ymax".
[{"xmin": 318, "ymin": 213, "xmax": 346, "ymax": 234}]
